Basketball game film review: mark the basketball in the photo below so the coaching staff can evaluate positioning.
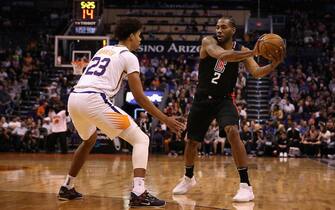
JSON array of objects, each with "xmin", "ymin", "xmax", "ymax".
[{"xmin": 258, "ymin": 33, "xmax": 286, "ymax": 61}]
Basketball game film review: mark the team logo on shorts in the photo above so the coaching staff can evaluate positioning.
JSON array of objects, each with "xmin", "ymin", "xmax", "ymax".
[{"xmin": 214, "ymin": 59, "xmax": 227, "ymax": 73}]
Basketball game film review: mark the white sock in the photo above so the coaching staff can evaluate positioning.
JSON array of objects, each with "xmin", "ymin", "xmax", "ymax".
[
  {"xmin": 62, "ymin": 175, "xmax": 75, "ymax": 189},
  {"xmin": 132, "ymin": 177, "xmax": 145, "ymax": 196}
]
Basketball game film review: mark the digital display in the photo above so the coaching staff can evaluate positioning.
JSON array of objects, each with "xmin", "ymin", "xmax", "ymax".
[
  {"xmin": 74, "ymin": 0, "xmax": 99, "ymax": 21},
  {"xmin": 75, "ymin": 26, "xmax": 97, "ymax": 34}
]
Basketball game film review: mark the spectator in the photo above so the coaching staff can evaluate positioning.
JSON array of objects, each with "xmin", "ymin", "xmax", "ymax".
[
  {"xmin": 136, "ymin": 112, "xmax": 150, "ymax": 136},
  {"xmin": 212, "ymin": 120, "xmax": 225, "ymax": 155},
  {"xmin": 0, "ymin": 121, "xmax": 10, "ymax": 152},
  {"xmin": 36, "ymin": 101, "xmax": 48, "ymax": 119},
  {"xmin": 48, "ymin": 107, "xmax": 68, "ymax": 154},
  {"xmin": 287, "ymin": 122, "xmax": 301, "ymax": 148},
  {"xmin": 318, "ymin": 122, "xmax": 333, "ymax": 158},
  {"xmin": 11, "ymin": 121, "xmax": 28, "ymax": 152},
  {"xmin": 254, "ymin": 124, "xmax": 266, "ymax": 156},
  {"xmin": 283, "ymin": 100, "xmax": 295, "ymax": 115},
  {"xmin": 152, "ymin": 126, "xmax": 164, "ymax": 153},
  {"xmin": 0, "ymin": 83, "xmax": 12, "ymax": 114},
  {"xmin": 302, "ymin": 125, "xmax": 320, "ymax": 157},
  {"xmin": 203, "ymin": 121, "xmax": 216, "ymax": 156},
  {"xmin": 240, "ymin": 124, "xmax": 253, "ymax": 154},
  {"xmin": 277, "ymin": 127, "xmax": 288, "ymax": 157},
  {"xmin": 271, "ymin": 105, "xmax": 284, "ymax": 121}
]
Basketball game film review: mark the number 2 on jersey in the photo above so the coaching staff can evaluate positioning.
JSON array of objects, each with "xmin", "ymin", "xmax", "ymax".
[
  {"xmin": 85, "ymin": 57, "xmax": 110, "ymax": 76},
  {"xmin": 211, "ymin": 72, "xmax": 221, "ymax": 84}
]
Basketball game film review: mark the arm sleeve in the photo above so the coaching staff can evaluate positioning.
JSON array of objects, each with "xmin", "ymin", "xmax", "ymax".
[{"xmin": 121, "ymin": 52, "xmax": 140, "ymax": 75}]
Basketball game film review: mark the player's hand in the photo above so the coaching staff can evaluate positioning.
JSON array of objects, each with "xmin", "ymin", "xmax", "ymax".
[
  {"xmin": 270, "ymin": 46, "xmax": 285, "ymax": 68},
  {"xmin": 165, "ymin": 116, "xmax": 186, "ymax": 135},
  {"xmin": 253, "ymin": 34, "xmax": 268, "ymax": 56}
]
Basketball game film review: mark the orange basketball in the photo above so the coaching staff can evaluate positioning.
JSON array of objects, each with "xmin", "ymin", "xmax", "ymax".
[{"xmin": 258, "ymin": 33, "xmax": 286, "ymax": 61}]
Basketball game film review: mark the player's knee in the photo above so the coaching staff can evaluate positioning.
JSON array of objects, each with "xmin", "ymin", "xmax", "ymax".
[
  {"xmin": 142, "ymin": 134, "xmax": 150, "ymax": 147},
  {"xmin": 84, "ymin": 131, "xmax": 97, "ymax": 146},
  {"xmin": 134, "ymin": 129, "xmax": 150, "ymax": 147}
]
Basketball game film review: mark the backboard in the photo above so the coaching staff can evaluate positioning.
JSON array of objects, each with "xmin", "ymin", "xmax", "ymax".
[{"xmin": 54, "ymin": 35, "xmax": 110, "ymax": 68}]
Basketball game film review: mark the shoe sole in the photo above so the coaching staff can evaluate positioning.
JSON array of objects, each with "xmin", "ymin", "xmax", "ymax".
[
  {"xmin": 233, "ymin": 197, "xmax": 255, "ymax": 202},
  {"xmin": 57, "ymin": 196, "xmax": 83, "ymax": 201},
  {"xmin": 172, "ymin": 183, "xmax": 197, "ymax": 195},
  {"xmin": 129, "ymin": 203, "xmax": 166, "ymax": 208}
]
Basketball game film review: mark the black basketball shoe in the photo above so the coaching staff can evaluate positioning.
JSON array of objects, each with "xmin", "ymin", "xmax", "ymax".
[
  {"xmin": 129, "ymin": 190, "xmax": 166, "ymax": 207},
  {"xmin": 58, "ymin": 186, "xmax": 83, "ymax": 201}
]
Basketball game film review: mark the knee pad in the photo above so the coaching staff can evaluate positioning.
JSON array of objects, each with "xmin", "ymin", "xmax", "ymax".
[
  {"xmin": 132, "ymin": 128, "xmax": 149, "ymax": 146},
  {"xmin": 121, "ymin": 127, "xmax": 149, "ymax": 169}
]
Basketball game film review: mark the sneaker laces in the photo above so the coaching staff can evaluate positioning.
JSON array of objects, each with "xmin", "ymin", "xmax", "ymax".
[{"xmin": 144, "ymin": 191, "xmax": 159, "ymax": 202}]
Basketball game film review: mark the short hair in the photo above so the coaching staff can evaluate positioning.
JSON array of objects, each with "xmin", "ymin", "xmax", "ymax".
[
  {"xmin": 114, "ymin": 18, "xmax": 142, "ymax": 41},
  {"xmin": 219, "ymin": 15, "xmax": 236, "ymax": 28}
]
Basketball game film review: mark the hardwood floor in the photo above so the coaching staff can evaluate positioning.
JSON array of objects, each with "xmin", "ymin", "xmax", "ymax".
[{"xmin": 0, "ymin": 153, "xmax": 334, "ymax": 210}]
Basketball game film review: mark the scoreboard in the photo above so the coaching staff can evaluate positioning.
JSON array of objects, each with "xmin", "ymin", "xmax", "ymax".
[
  {"xmin": 73, "ymin": 0, "xmax": 101, "ymax": 34},
  {"xmin": 74, "ymin": 0, "xmax": 99, "ymax": 20}
]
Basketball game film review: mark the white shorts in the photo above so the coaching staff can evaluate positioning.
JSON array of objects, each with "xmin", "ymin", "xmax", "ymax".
[{"xmin": 68, "ymin": 91, "xmax": 140, "ymax": 143}]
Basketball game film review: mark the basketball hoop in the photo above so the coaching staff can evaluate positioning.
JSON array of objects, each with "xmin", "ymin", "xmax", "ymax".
[{"xmin": 71, "ymin": 60, "xmax": 88, "ymax": 75}]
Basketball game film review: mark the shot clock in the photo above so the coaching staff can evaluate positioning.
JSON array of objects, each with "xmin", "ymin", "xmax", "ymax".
[{"xmin": 73, "ymin": 0, "xmax": 101, "ymax": 34}]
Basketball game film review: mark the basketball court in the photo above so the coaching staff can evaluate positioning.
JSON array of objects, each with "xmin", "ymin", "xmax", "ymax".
[{"xmin": 0, "ymin": 153, "xmax": 334, "ymax": 210}]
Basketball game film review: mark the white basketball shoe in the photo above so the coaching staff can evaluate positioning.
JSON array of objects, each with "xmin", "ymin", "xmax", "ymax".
[
  {"xmin": 233, "ymin": 183, "xmax": 255, "ymax": 202},
  {"xmin": 172, "ymin": 176, "xmax": 197, "ymax": 195}
]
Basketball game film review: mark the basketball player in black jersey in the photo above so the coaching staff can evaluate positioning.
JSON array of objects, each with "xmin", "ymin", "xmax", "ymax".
[{"xmin": 172, "ymin": 16, "xmax": 284, "ymax": 202}]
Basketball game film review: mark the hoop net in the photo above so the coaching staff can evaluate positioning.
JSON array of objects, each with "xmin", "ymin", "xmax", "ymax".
[{"xmin": 71, "ymin": 60, "xmax": 88, "ymax": 75}]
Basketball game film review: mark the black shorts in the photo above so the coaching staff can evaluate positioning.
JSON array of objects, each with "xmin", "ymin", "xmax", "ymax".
[{"xmin": 186, "ymin": 93, "xmax": 239, "ymax": 142}]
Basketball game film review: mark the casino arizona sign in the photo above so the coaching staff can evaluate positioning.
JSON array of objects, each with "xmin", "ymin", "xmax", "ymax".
[{"xmin": 138, "ymin": 41, "xmax": 201, "ymax": 54}]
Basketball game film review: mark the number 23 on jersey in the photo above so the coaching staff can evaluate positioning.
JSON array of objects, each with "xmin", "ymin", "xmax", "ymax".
[{"xmin": 84, "ymin": 56, "xmax": 111, "ymax": 76}]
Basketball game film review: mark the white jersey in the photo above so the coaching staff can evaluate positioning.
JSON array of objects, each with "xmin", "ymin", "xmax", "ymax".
[
  {"xmin": 49, "ymin": 110, "xmax": 67, "ymax": 133},
  {"xmin": 74, "ymin": 46, "xmax": 140, "ymax": 97}
]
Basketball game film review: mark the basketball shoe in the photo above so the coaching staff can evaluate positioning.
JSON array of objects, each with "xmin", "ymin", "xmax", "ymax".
[
  {"xmin": 58, "ymin": 186, "xmax": 83, "ymax": 201},
  {"xmin": 129, "ymin": 190, "xmax": 166, "ymax": 207},
  {"xmin": 172, "ymin": 176, "xmax": 197, "ymax": 195},
  {"xmin": 233, "ymin": 183, "xmax": 254, "ymax": 202}
]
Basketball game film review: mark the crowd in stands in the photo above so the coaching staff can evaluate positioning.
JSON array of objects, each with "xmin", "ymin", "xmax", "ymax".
[{"xmin": 0, "ymin": 6, "xmax": 334, "ymax": 159}]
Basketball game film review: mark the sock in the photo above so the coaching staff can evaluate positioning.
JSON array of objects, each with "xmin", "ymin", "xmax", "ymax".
[
  {"xmin": 132, "ymin": 177, "xmax": 145, "ymax": 196},
  {"xmin": 62, "ymin": 174, "xmax": 75, "ymax": 189},
  {"xmin": 185, "ymin": 165, "xmax": 194, "ymax": 179},
  {"xmin": 237, "ymin": 167, "xmax": 250, "ymax": 186}
]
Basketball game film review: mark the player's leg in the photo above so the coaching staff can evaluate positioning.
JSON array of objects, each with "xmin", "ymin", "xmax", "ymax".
[
  {"xmin": 217, "ymin": 99, "xmax": 254, "ymax": 202},
  {"xmin": 118, "ymin": 126, "xmax": 165, "ymax": 207},
  {"xmin": 94, "ymin": 96, "xmax": 165, "ymax": 207},
  {"xmin": 58, "ymin": 93, "xmax": 98, "ymax": 201},
  {"xmin": 67, "ymin": 131, "xmax": 97, "ymax": 178},
  {"xmin": 173, "ymin": 100, "xmax": 214, "ymax": 195},
  {"xmin": 213, "ymin": 139, "xmax": 218, "ymax": 154}
]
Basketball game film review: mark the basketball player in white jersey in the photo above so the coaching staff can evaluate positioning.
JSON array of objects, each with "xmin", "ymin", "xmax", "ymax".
[{"xmin": 57, "ymin": 19, "xmax": 185, "ymax": 207}]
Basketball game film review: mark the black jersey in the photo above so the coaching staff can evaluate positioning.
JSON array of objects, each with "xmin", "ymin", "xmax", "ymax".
[{"xmin": 197, "ymin": 37, "xmax": 242, "ymax": 97}]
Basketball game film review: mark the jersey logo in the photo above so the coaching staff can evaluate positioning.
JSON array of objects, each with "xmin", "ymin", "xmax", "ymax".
[{"xmin": 214, "ymin": 59, "xmax": 227, "ymax": 73}]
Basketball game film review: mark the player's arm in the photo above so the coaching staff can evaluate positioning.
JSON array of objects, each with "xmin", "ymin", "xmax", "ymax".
[
  {"xmin": 242, "ymin": 46, "xmax": 283, "ymax": 79},
  {"xmin": 202, "ymin": 36, "xmax": 255, "ymax": 62},
  {"xmin": 127, "ymin": 72, "xmax": 185, "ymax": 134}
]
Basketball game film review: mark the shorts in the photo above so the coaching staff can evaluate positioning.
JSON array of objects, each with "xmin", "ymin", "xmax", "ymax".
[
  {"xmin": 186, "ymin": 93, "xmax": 239, "ymax": 142},
  {"xmin": 68, "ymin": 91, "xmax": 140, "ymax": 144}
]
